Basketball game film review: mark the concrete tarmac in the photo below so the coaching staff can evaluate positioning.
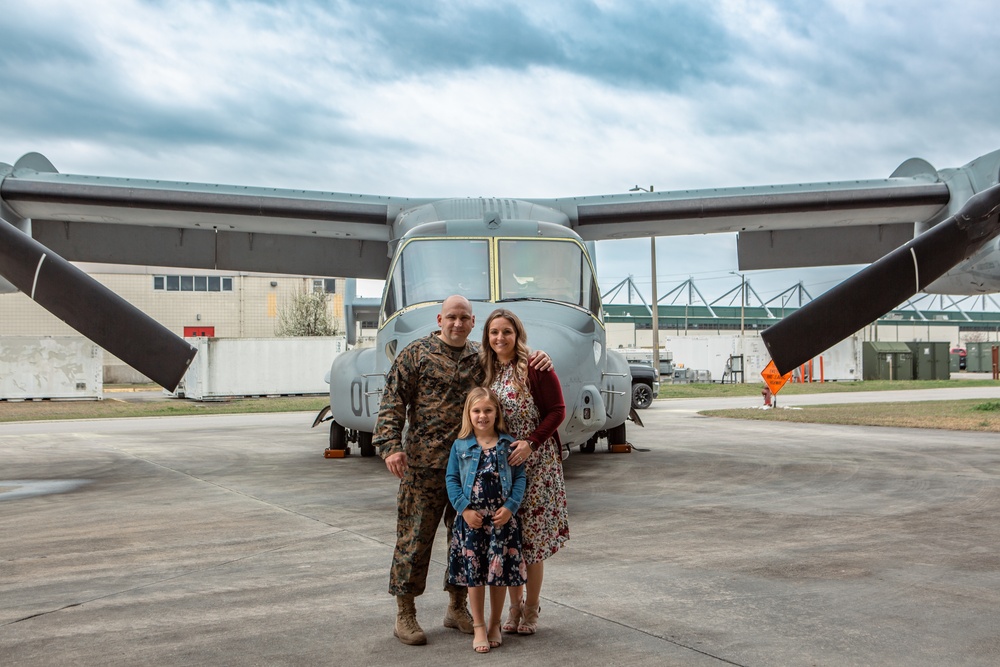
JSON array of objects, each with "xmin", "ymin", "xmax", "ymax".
[{"xmin": 3, "ymin": 385, "xmax": 1000, "ymax": 666}]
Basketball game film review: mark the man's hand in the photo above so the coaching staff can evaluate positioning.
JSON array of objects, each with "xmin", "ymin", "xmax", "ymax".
[
  {"xmin": 385, "ymin": 451, "xmax": 408, "ymax": 479},
  {"xmin": 528, "ymin": 349, "xmax": 553, "ymax": 371}
]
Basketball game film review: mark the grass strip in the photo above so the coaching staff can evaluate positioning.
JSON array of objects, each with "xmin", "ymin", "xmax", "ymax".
[{"xmin": 704, "ymin": 399, "xmax": 1000, "ymax": 432}]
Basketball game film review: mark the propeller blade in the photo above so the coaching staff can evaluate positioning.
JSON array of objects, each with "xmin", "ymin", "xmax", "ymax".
[
  {"xmin": 762, "ymin": 183, "xmax": 1000, "ymax": 375},
  {"xmin": 0, "ymin": 221, "xmax": 197, "ymax": 391}
]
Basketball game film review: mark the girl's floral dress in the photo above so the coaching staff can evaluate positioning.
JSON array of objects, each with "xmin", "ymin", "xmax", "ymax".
[{"xmin": 447, "ymin": 446, "xmax": 527, "ymax": 587}]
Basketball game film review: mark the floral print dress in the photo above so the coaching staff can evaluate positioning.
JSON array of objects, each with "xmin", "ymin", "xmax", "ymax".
[
  {"xmin": 492, "ymin": 363, "xmax": 570, "ymax": 563},
  {"xmin": 447, "ymin": 446, "xmax": 527, "ymax": 587}
]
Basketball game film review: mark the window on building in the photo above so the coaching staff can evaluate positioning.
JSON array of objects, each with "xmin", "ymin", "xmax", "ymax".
[
  {"xmin": 154, "ymin": 275, "xmax": 234, "ymax": 292},
  {"xmin": 313, "ymin": 278, "xmax": 337, "ymax": 294}
]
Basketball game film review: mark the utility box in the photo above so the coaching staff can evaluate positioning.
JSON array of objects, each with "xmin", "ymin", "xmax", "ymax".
[
  {"xmin": 0, "ymin": 336, "xmax": 103, "ymax": 400},
  {"xmin": 906, "ymin": 342, "xmax": 950, "ymax": 380},
  {"xmin": 862, "ymin": 342, "xmax": 913, "ymax": 381},
  {"xmin": 965, "ymin": 342, "xmax": 999, "ymax": 372}
]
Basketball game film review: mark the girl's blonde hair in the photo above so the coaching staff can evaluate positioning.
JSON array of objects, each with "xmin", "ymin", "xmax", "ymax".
[
  {"xmin": 479, "ymin": 308, "xmax": 530, "ymax": 395},
  {"xmin": 458, "ymin": 387, "xmax": 506, "ymax": 438}
]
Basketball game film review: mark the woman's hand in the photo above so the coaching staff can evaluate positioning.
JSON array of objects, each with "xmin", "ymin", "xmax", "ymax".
[
  {"xmin": 508, "ymin": 440, "xmax": 532, "ymax": 466},
  {"xmin": 463, "ymin": 508, "xmax": 484, "ymax": 529},
  {"xmin": 493, "ymin": 507, "xmax": 512, "ymax": 527}
]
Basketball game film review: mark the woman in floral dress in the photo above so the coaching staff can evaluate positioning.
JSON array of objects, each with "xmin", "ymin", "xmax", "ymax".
[{"xmin": 479, "ymin": 308, "xmax": 569, "ymax": 635}]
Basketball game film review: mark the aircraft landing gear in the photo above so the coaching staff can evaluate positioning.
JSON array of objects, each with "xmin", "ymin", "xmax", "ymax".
[
  {"xmin": 325, "ymin": 420, "xmax": 376, "ymax": 457},
  {"xmin": 357, "ymin": 431, "xmax": 376, "ymax": 457},
  {"xmin": 579, "ymin": 423, "xmax": 630, "ymax": 454},
  {"xmin": 329, "ymin": 420, "xmax": 346, "ymax": 450},
  {"xmin": 325, "ymin": 420, "xmax": 349, "ymax": 458}
]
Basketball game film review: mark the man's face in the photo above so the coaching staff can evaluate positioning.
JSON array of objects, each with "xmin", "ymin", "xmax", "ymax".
[{"xmin": 437, "ymin": 299, "xmax": 475, "ymax": 347}]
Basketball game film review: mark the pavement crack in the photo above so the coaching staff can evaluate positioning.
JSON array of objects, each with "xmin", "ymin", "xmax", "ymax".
[
  {"xmin": 550, "ymin": 600, "xmax": 748, "ymax": 666},
  {"xmin": 117, "ymin": 450, "xmax": 345, "ymax": 530}
]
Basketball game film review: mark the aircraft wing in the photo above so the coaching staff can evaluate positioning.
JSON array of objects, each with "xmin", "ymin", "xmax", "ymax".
[
  {"xmin": 1, "ymin": 153, "xmax": 418, "ymax": 279},
  {"xmin": 545, "ymin": 168, "xmax": 954, "ymax": 269}
]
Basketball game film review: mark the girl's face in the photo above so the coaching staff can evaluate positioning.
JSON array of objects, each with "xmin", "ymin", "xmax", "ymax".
[
  {"xmin": 469, "ymin": 398, "xmax": 497, "ymax": 436},
  {"xmin": 488, "ymin": 317, "xmax": 518, "ymax": 362}
]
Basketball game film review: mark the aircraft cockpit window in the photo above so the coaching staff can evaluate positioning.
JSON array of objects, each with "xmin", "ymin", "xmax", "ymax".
[
  {"xmin": 383, "ymin": 239, "xmax": 490, "ymax": 319},
  {"xmin": 498, "ymin": 240, "xmax": 601, "ymax": 317}
]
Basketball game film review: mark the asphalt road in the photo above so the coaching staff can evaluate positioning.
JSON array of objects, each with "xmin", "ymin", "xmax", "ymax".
[{"xmin": 3, "ymin": 385, "xmax": 1000, "ymax": 666}]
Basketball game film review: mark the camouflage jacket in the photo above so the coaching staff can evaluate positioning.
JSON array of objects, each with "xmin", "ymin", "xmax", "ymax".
[{"xmin": 374, "ymin": 333, "xmax": 485, "ymax": 469}]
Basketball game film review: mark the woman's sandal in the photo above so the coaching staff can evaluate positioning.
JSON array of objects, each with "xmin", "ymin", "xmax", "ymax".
[
  {"xmin": 488, "ymin": 623, "xmax": 503, "ymax": 648},
  {"xmin": 518, "ymin": 604, "xmax": 540, "ymax": 634},
  {"xmin": 473, "ymin": 623, "xmax": 490, "ymax": 654},
  {"xmin": 502, "ymin": 600, "xmax": 523, "ymax": 633}
]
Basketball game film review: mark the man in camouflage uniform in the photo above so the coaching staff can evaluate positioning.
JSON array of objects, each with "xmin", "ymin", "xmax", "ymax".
[{"xmin": 375, "ymin": 295, "xmax": 549, "ymax": 646}]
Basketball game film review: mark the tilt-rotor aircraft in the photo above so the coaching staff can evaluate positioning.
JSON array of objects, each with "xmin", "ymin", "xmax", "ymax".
[{"xmin": 2, "ymin": 149, "xmax": 1000, "ymax": 455}]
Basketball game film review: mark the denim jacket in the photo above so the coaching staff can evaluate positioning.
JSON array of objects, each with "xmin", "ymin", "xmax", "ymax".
[{"xmin": 445, "ymin": 433, "xmax": 526, "ymax": 516}]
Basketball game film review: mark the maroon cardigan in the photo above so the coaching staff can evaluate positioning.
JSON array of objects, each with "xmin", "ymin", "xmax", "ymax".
[{"xmin": 525, "ymin": 365, "xmax": 566, "ymax": 450}]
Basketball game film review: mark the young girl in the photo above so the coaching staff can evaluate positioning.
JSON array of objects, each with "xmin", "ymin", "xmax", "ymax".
[{"xmin": 446, "ymin": 387, "xmax": 527, "ymax": 653}]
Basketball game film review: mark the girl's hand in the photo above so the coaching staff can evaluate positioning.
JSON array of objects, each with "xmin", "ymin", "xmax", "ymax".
[
  {"xmin": 493, "ymin": 507, "xmax": 512, "ymax": 527},
  {"xmin": 508, "ymin": 440, "xmax": 532, "ymax": 466},
  {"xmin": 463, "ymin": 508, "xmax": 484, "ymax": 529}
]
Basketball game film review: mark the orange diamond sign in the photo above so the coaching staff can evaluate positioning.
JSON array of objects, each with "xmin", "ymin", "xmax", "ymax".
[{"xmin": 761, "ymin": 360, "xmax": 792, "ymax": 395}]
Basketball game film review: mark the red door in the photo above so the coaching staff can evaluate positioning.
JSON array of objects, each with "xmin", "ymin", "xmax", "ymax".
[{"xmin": 183, "ymin": 326, "xmax": 215, "ymax": 337}]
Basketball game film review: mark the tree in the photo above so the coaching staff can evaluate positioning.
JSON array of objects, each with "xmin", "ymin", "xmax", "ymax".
[{"xmin": 275, "ymin": 289, "xmax": 339, "ymax": 337}]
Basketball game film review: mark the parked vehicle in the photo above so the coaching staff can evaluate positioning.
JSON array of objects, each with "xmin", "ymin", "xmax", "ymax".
[
  {"xmin": 629, "ymin": 362, "xmax": 659, "ymax": 409},
  {"xmin": 951, "ymin": 347, "xmax": 967, "ymax": 370}
]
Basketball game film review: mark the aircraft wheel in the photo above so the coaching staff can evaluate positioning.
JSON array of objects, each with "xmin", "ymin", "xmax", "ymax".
[
  {"xmin": 607, "ymin": 422, "xmax": 627, "ymax": 445},
  {"xmin": 329, "ymin": 421, "xmax": 347, "ymax": 450},
  {"xmin": 358, "ymin": 431, "xmax": 376, "ymax": 457}
]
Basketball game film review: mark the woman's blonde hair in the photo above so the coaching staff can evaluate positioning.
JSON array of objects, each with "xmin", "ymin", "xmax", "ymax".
[
  {"xmin": 479, "ymin": 308, "xmax": 530, "ymax": 395},
  {"xmin": 458, "ymin": 387, "xmax": 506, "ymax": 439}
]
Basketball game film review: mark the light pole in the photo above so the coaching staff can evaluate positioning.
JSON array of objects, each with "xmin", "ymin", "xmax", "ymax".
[
  {"xmin": 730, "ymin": 271, "xmax": 745, "ymax": 338},
  {"xmin": 630, "ymin": 185, "xmax": 658, "ymax": 374},
  {"xmin": 731, "ymin": 270, "xmax": 746, "ymax": 382}
]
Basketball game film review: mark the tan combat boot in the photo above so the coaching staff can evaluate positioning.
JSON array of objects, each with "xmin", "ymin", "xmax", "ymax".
[
  {"xmin": 394, "ymin": 595, "xmax": 427, "ymax": 645},
  {"xmin": 443, "ymin": 588, "xmax": 475, "ymax": 634}
]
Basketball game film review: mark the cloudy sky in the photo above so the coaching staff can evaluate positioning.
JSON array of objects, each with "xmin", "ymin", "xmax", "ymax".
[{"xmin": 3, "ymin": 0, "xmax": 999, "ymax": 306}]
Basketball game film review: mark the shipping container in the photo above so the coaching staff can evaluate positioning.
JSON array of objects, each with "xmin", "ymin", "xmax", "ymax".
[{"xmin": 0, "ymin": 336, "xmax": 103, "ymax": 400}]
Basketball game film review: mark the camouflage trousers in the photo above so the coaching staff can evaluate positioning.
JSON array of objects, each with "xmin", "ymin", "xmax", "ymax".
[{"xmin": 388, "ymin": 466, "xmax": 461, "ymax": 597}]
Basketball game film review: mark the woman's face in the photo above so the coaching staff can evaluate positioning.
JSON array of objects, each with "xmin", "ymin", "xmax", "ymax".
[{"xmin": 488, "ymin": 316, "xmax": 518, "ymax": 362}]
